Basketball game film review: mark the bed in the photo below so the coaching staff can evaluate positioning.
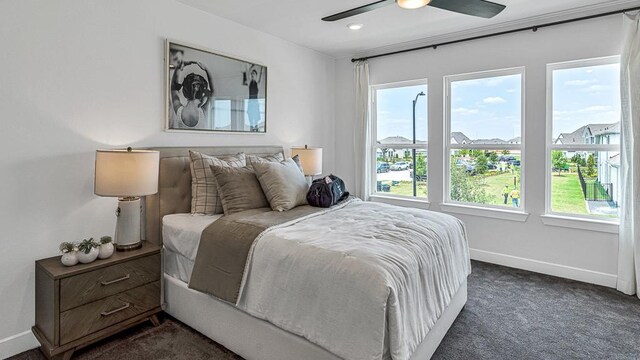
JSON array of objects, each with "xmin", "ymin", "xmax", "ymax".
[{"xmin": 144, "ymin": 146, "xmax": 470, "ymax": 360}]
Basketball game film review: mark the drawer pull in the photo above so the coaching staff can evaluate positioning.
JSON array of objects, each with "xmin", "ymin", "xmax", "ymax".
[
  {"xmin": 101, "ymin": 274, "xmax": 130, "ymax": 286},
  {"xmin": 101, "ymin": 302, "xmax": 131, "ymax": 316}
]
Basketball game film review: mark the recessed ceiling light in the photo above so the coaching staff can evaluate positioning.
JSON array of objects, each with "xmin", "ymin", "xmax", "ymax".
[{"xmin": 348, "ymin": 23, "xmax": 363, "ymax": 30}]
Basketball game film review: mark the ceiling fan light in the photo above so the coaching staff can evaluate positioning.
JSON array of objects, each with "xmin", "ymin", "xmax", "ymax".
[{"xmin": 396, "ymin": 0, "xmax": 431, "ymax": 10}]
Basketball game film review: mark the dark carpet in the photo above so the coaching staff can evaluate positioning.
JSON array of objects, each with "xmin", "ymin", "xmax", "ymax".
[{"xmin": 10, "ymin": 261, "xmax": 640, "ymax": 360}]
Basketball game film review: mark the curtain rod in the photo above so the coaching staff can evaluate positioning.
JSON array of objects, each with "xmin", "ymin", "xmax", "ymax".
[{"xmin": 351, "ymin": 6, "xmax": 640, "ymax": 63}]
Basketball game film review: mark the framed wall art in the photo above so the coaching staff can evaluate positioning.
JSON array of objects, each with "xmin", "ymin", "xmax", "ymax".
[{"xmin": 165, "ymin": 40, "xmax": 267, "ymax": 133}]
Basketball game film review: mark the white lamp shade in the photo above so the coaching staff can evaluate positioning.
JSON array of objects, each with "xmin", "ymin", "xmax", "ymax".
[
  {"xmin": 291, "ymin": 147, "xmax": 323, "ymax": 176},
  {"xmin": 95, "ymin": 149, "xmax": 159, "ymax": 197},
  {"xmin": 396, "ymin": 0, "xmax": 431, "ymax": 9}
]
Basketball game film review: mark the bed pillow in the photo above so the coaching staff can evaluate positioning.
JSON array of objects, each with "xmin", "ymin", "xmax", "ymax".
[
  {"xmin": 210, "ymin": 165, "xmax": 268, "ymax": 215},
  {"xmin": 246, "ymin": 152, "xmax": 284, "ymax": 168},
  {"xmin": 189, "ymin": 151, "xmax": 246, "ymax": 215},
  {"xmin": 253, "ymin": 158, "xmax": 309, "ymax": 211},
  {"xmin": 247, "ymin": 152, "xmax": 304, "ymax": 174}
]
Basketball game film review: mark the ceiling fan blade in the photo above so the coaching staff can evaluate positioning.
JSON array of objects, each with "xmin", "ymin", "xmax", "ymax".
[
  {"xmin": 428, "ymin": 0, "xmax": 506, "ymax": 18},
  {"xmin": 322, "ymin": 0, "xmax": 394, "ymax": 22}
]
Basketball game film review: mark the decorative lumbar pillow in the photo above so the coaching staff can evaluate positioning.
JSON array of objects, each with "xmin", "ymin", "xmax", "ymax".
[
  {"xmin": 253, "ymin": 158, "xmax": 309, "ymax": 211},
  {"xmin": 246, "ymin": 152, "xmax": 284, "ymax": 168},
  {"xmin": 210, "ymin": 165, "xmax": 269, "ymax": 215},
  {"xmin": 189, "ymin": 151, "xmax": 246, "ymax": 215}
]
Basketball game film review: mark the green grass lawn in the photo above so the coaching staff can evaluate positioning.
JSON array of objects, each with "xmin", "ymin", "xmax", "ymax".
[
  {"xmin": 551, "ymin": 173, "xmax": 589, "ymax": 215},
  {"xmin": 475, "ymin": 172, "xmax": 519, "ymax": 207},
  {"xmin": 378, "ymin": 180, "xmax": 428, "ymax": 198}
]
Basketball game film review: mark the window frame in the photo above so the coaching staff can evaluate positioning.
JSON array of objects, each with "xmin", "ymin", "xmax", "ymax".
[
  {"xmin": 443, "ymin": 66, "xmax": 527, "ymax": 212},
  {"xmin": 370, "ymin": 78, "xmax": 429, "ymax": 201},
  {"xmin": 545, "ymin": 55, "xmax": 621, "ymax": 222}
]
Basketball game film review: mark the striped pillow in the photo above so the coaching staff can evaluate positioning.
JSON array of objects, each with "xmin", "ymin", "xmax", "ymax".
[
  {"xmin": 189, "ymin": 151, "xmax": 246, "ymax": 215},
  {"xmin": 246, "ymin": 152, "xmax": 284, "ymax": 168}
]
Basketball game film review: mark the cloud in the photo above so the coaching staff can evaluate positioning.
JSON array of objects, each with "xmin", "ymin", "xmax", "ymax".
[
  {"xmin": 486, "ymin": 78, "xmax": 505, "ymax": 87},
  {"xmin": 564, "ymin": 79, "xmax": 596, "ymax": 86},
  {"xmin": 553, "ymin": 105, "xmax": 613, "ymax": 116},
  {"xmin": 506, "ymin": 88, "xmax": 517, "ymax": 93},
  {"xmin": 580, "ymin": 85, "xmax": 612, "ymax": 93},
  {"xmin": 482, "ymin": 96, "xmax": 507, "ymax": 104},
  {"xmin": 452, "ymin": 107, "xmax": 480, "ymax": 115}
]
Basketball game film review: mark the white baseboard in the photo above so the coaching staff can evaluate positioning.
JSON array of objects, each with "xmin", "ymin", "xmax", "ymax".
[
  {"xmin": 0, "ymin": 329, "xmax": 38, "ymax": 359},
  {"xmin": 470, "ymin": 248, "xmax": 617, "ymax": 288}
]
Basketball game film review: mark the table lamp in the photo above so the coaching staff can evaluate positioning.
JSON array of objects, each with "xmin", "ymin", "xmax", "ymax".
[
  {"xmin": 95, "ymin": 147, "xmax": 159, "ymax": 251},
  {"xmin": 291, "ymin": 145, "xmax": 323, "ymax": 184}
]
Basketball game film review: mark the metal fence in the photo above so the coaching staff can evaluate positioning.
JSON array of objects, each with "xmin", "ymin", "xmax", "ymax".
[{"xmin": 577, "ymin": 165, "xmax": 613, "ymax": 202}]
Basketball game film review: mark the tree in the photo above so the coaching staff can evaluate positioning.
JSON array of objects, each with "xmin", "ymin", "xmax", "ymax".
[
  {"xmin": 552, "ymin": 150, "xmax": 568, "ymax": 176},
  {"xmin": 450, "ymin": 158, "xmax": 489, "ymax": 204},
  {"xmin": 475, "ymin": 153, "xmax": 488, "ymax": 175},
  {"xmin": 585, "ymin": 153, "xmax": 597, "ymax": 178},
  {"xmin": 501, "ymin": 150, "xmax": 511, "ymax": 156},
  {"xmin": 488, "ymin": 151, "xmax": 499, "ymax": 163},
  {"xmin": 570, "ymin": 154, "xmax": 586, "ymax": 166},
  {"xmin": 415, "ymin": 153, "xmax": 427, "ymax": 179}
]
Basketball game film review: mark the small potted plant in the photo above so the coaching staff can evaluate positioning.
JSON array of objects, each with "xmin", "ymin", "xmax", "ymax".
[
  {"xmin": 77, "ymin": 238, "xmax": 99, "ymax": 264},
  {"xmin": 98, "ymin": 236, "xmax": 114, "ymax": 259},
  {"xmin": 59, "ymin": 242, "xmax": 78, "ymax": 267}
]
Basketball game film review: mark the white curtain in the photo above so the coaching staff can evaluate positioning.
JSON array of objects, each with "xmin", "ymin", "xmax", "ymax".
[
  {"xmin": 617, "ymin": 11, "xmax": 640, "ymax": 298},
  {"xmin": 354, "ymin": 60, "xmax": 371, "ymax": 200}
]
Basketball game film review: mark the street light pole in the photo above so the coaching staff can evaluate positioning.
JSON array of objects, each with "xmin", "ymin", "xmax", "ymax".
[{"xmin": 412, "ymin": 91, "xmax": 425, "ymax": 197}]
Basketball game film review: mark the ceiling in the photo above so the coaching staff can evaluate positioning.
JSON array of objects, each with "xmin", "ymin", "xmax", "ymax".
[{"xmin": 178, "ymin": 0, "xmax": 639, "ymax": 58}]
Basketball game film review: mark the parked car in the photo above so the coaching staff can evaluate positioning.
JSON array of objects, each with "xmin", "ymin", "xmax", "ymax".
[
  {"xmin": 508, "ymin": 159, "xmax": 521, "ymax": 166},
  {"xmin": 487, "ymin": 162, "xmax": 497, "ymax": 170},
  {"xmin": 410, "ymin": 170, "xmax": 428, "ymax": 181},
  {"xmin": 455, "ymin": 159, "xmax": 475, "ymax": 174},
  {"xmin": 390, "ymin": 161, "xmax": 410, "ymax": 171},
  {"xmin": 499, "ymin": 155, "xmax": 516, "ymax": 162},
  {"xmin": 376, "ymin": 162, "xmax": 390, "ymax": 173}
]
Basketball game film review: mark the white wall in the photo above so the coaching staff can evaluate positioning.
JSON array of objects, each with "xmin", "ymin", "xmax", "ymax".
[
  {"xmin": 335, "ymin": 16, "xmax": 623, "ymax": 286},
  {"xmin": 0, "ymin": 0, "xmax": 335, "ymax": 356}
]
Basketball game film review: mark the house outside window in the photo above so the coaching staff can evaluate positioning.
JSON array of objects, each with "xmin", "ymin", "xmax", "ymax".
[
  {"xmin": 547, "ymin": 56, "xmax": 621, "ymax": 220},
  {"xmin": 444, "ymin": 67, "xmax": 525, "ymax": 210},
  {"xmin": 371, "ymin": 80, "xmax": 428, "ymax": 199}
]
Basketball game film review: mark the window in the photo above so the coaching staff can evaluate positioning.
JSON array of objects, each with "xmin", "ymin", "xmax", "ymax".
[
  {"xmin": 547, "ymin": 56, "xmax": 620, "ymax": 220},
  {"xmin": 445, "ymin": 68, "xmax": 525, "ymax": 210},
  {"xmin": 371, "ymin": 80, "xmax": 428, "ymax": 199}
]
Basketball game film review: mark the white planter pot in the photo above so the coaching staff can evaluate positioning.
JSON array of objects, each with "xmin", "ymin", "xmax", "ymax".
[
  {"xmin": 61, "ymin": 252, "xmax": 79, "ymax": 267},
  {"xmin": 77, "ymin": 247, "xmax": 99, "ymax": 264},
  {"xmin": 98, "ymin": 243, "xmax": 114, "ymax": 259}
]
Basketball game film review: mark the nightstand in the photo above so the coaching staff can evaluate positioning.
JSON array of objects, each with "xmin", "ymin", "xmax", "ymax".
[{"xmin": 33, "ymin": 241, "xmax": 162, "ymax": 360}]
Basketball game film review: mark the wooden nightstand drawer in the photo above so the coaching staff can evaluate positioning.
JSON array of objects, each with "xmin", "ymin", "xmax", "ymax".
[
  {"xmin": 34, "ymin": 241, "xmax": 162, "ymax": 360},
  {"xmin": 59, "ymin": 281, "xmax": 160, "ymax": 345},
  {"xmin": 60, "ymin": 253, "xmax": 160, "ymax": 311}
]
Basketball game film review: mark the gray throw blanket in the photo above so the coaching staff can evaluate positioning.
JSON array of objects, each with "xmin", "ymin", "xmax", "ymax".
[{"xmin": 188, "ymin": 205, "xmax": 324, "ymax": 303}]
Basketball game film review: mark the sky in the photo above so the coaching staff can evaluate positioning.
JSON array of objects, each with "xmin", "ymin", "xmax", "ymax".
[
  {"xmin": 552, "ymin": 63, "xmax": 620, "ymax": 138},
  {"xmin": 376, "ymin": 62, "xmax": 620, "ymax": 143},
  {"xmin": 376, "ymin": 84, "xmax": 428, "ymax": 142},
  {"xmin": 450, "ymin": 73, "xmax": 522, "ymax": 141}
]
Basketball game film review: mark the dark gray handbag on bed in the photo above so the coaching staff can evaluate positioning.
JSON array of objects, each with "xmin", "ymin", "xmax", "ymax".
[{"xmin": 306, "ymin": 175, "xmax": 349, "ymax": 208}]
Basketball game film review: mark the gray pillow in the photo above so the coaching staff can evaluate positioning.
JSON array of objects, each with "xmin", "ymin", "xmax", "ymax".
[
  {"xmin": 210, "ymin": 165, "xmax": 269, "ymax": 215},
  {"xmin": 246, "ymin": 152, "xmax": 284, "ymax": 168},
  {"xmin": 247, "ymin": 152, "xmax": 304, "ymax": 174},
  {"xmin": 253, "ymin": 158, "xmax": 309, "ymax": 211}
]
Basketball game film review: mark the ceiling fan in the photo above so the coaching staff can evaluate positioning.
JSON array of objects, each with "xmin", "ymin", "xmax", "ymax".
[{"xmin": 322, "ymin": 0, "xmax": 506, "ymax": 22}]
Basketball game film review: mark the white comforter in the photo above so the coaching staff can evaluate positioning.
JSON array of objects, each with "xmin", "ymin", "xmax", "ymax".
[{"xmin": 237, "ymin": 199, "xmax": 470, "ymax": 360}]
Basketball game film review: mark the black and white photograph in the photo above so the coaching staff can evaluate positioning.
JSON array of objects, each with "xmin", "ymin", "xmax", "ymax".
[{"xmin": 166, "ymin": 40, "xmax": 267, "ymax": 133}]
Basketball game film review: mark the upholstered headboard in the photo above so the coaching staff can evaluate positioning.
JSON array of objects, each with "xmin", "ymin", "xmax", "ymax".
[{"xmin": 143, "ymin": 146, "xmax": 285, "ymax": 245}]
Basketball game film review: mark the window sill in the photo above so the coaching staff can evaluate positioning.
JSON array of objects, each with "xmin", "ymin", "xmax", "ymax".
[
  {"xmin": 369, "ymin": 194, "xmax": 431, "ymax": 209},
  {"xmin": 540, "ymin": 214, "xmax": 619, "ymax": 234},
  {"xmin": 439, "ymin": 203, "xmax": 530, "ymax": 222}
]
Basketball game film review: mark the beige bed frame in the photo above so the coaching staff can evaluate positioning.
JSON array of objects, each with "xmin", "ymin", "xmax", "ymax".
[{"xmin": 144, "ymin": 146, "xmax": 467, "ymax": 360}]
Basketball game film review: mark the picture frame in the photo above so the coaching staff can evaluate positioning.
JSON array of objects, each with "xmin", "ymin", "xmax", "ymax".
[{"xmin": 165, "ymin": 39, "xmax": 267, "ymax": 133}]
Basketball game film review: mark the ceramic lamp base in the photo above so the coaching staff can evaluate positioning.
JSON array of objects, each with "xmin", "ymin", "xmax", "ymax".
[{"xmin": 115, "ymin": 197, "xmax": 142, "ymax": 251}]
